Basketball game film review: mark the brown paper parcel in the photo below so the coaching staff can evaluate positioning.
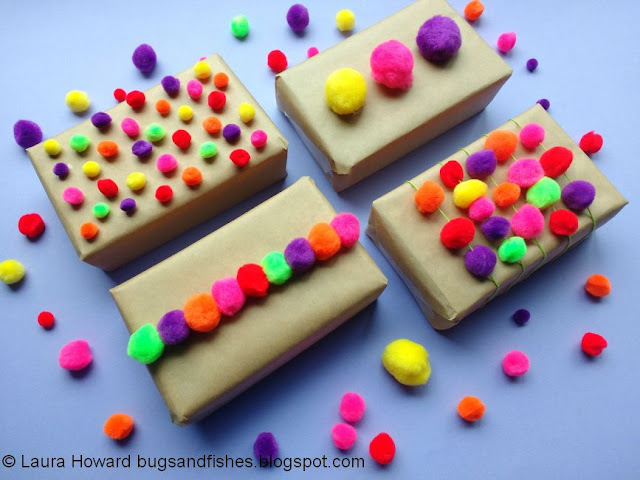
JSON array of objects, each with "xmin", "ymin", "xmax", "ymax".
[
  {"xmin": 367, "ymin": 105, "xmax": 627, "ymax": 330},
  {"xmin": 27, "ymin": 54, "xmax": 288, "ymax": 271},
  {"xmin": 275, "ymin": 0, "xmax": 512, "ymax": 192},
  {"xmin": 111, "ymin": 177, "xmax": 387, "ymax": 425}
]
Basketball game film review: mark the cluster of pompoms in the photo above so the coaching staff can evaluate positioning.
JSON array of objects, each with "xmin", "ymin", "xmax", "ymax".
[{"xmin": 127, "ymin": 213, "xmax": 360, "ymax": 364}]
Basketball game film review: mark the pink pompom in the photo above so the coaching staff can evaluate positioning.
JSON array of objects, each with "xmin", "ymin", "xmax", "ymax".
[
  {"xmin": 519, "ymin": 123, "xmax": 545, "ymax": 150},
  {"xmin": 330, "ymin": 213, "xmax": 360, "ymax": 248},
  {"xmin": 62, "ymin": 187, "xmax": 84, "ymax": 206},
  {"xmin": 211, "ymin": 277, "xmax": 246, "ymax": 317},
  {"xmin": 502, "ymin": 350, "xmax": 530, "ymax": 377},
  {"xmin": 59, "ymin": 340, "xmax": 93, "ymax": 371},
  {"xmin": 468, "ymin": 197, "xmax": 495, "ymax": 222},
  {"xmin": 250, "ymin": 130, "xmax": 268, "ymax": 148},
  {"xmin": 339, "ymin": 392, "xmax": 366, "ymax": 423},
  {"xmin": 370, "ymin": 40, "xmax": 414, "ymax": 90},
  {"xmin": 511, "ymin": 204, "xmax": 544, "ymax": 239},
  {"xmin": 507, "ymin": 158, "xmax": 544, "ymax": 188},
  {"xmin": 187, "ymin": 80, "xmax": 204, "ymax": 100},
  {"xmin": 331, "ymin": 423, "xmax": 357, "ymax": 450},
  {"xmin": 156, "ymin": 154, "xmax": 178, "ymax": 173},
  {"xmin": 307, "ymin": 46, "xmax": 319, "ymax": 58},
  {"xmin": 121, "ymin": 118, "xmax": 140, "ymax": 137},
  {"xmin": 497, "ymin": 32, "xmax": 517, "ymax": 54}
]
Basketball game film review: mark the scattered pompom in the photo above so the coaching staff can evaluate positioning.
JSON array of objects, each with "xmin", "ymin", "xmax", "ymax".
[
  {"xmin": 453, "ymin": 179, "xmax": 488, "ymax": 208},
  {"xmin": 132, "ymin": 140, "xmax": 152, "ymax": 158},
  {"xmin": 238, "ymin": 102, "xmax": 256, "ymax": 123},
  {"xmin": 440, "ymin": 160, "xmax": 464, "ymax": 187},
  {"xmin": 91, "ymin": 112, "xmax": 112, "ymax": 130},
  {"xmin": 37, "ymin": 311, "xmax": 55, "ymax": 329},
  {"xmin": 92, "ymin": 202, "xmax": 110, "ymax": 219},
  {"xmin": 416, "ymin": 15, "xmax": 462, "ymax": 62},
  {"xmin": 161, "ymin": 75, "xmax": 180, "ymax": 95},
  {"xmin": 223, "ymin": 123, "xmax": 241, "ymax": 143},
  {"xmin": 493, "ymin": 182, "xmax": 521, "ymax": 207},
  {"xmin": 497, "ymin": 32, "xmax": 516, "ymax": 54},
  {"xmin": 120, "ymin": 198, "xmax": 137, "ymax": 213},
  {"xmin": 261, "ymin": 251, "xmax": 293, "ymax": 285},
  {"xmin": 187, "ymin": 79, "xmax": 203, "ymax": 100},
  {"xmin": 468, "ymin": 197, "xmax": 495, "ymax": 222},
  {"xmin": 251, "ymin": 130, "xmax": 268, "ymax": 148},
  {"xmin": 172, "ymin": 129, "xmax": 192, "ymax": 149},
  {"xmin": 254, "ymin": 432, "xmax": 278, "ymax": 459},
  {"xmin": 43, "ymin": 139, "xmax": 62, "ymax": 156},
  {"xmin": 441, "ymin": 217, "xmax": 475, "ymax": 249},
  {"xmin": 307, "ymin": 46, "xmax": 319, "ymax": 57},
  {"xmin": 481, "ymin": 216, "xmax": 510, "ymax": 241},
  {"xmin": 369, "ymin": 433, "xmax": 395, "ymax": 465},
  {"xmin": 237, "ymin": 264, "xmax": 270, "ymax": 297},
  {"xmin": 284, "ymin": 238, "xmax": 316, "ymax": 273},
  {"xmin": 126, "ymin": 172, "xmax": 146, "ymax": 191},
  {"xmin": 181, "ymin": 166, "xmax": 203, "ymax": 187},
  {"xmin": 0, "ymin": 259, "xmax": 26, "ymax": 285},
  {"xmin": 498, "ymin": 236, "xmax": 526, "ymax": 263},
  {"xmin": 230, "ymin": 149, "xmax": 251, "ymax": 167},
  {"xmin": 539, "ymin": 146, "xmax": 573, "ymax": 178},
  {"xmin": 335, "ymin": 9, "xmax": 355, "ymax": 32},
  {"xmin": 156, "ymin": 154, "xmax": 178, "ymax": 173},
  {"xmin": 331, "ymin": 423, "xmax": 357, "ymax": 450},
  {"xmin": 484, "ymin": 130, "xmax": 517, "ymax": 163},
  {"xmin": 561, "ymin": 180, "xmax": 595, "ymax": 211},
  {"xmin": 519, "ymin": 123, "xmax": 545, "ymax": 150},
  {"xmin": 464, "ymin": 245, "xmax": 496, "ymax": 277},
  {"xmin": 18, "ymin": 213, "xmax": 45, "ymax": 239},
  {"xmin": 339, "ymin": 392, "xmax": 366, "ymax": 423},
  {"xmin": 104, "ymin": 414, "xmax": 134, "ymax": 441},
  {"xmin": 127, "ymin": 324, "xmax": 164, "ymax": 364},
  {"xmin": 231, "ymin": 14, "xmax": 250, "ymax": 39},
  {"xmin": 208, "ymin": 91, "xmax": 227, "ymax": 111},
  {"xmin": 58, "ymin": 340, "xmax": 92, "ymax": 371},
  {"xmin": 53, "ymin": 162, "xmax": 69, "ymax": 179},
  {"xmin": 308, "ymin": 222, "xmax": 341, "ymax": 260},
  {"xmin": 212, "ymin": 278, "xmax": 246, "ymax": 317},
  {"xmin": 287, "ymin": 4, "xmax": 309, "ymax": 33},
  {"xmin": 113, "ymin": 88, "xmax": 126, "ymax": 102},
  {"xmin": 155, "ymin": 185, "xmax": 173, "ymax": 204},
  {"xmin": 581, "ymin": 332, "xmax": 607, "ymax": 357},
  {"xmin": 325, "ymin": 68, "xmax": 367, "ymax": 115},
  {"xmin": 512, "ymin": 308, "xmax": 530, "ymax": 325},
  {"xmin": 579, "ymin": 131, "xmax": 603, "ymax": 155},
  {"xmin": 178, "ymin": 105, "xmax": 194, "ymax": 122},
  {"xmin": 97, "ymin": 179, "xmax": 118, "ymax": 198},
  {"xmin": 330, "ymin": 213, "xmax": 360, "ymax": 248},
  {"xmin": 585, "ymin": 274, "xmax": 611, "ymax": 298},
  {"xmin": 200, "ymin": 141, "xmax": 218, "ymax": 159},
  {"xmin": 183, "ymin": 293, "xmax": 220, "ymax": 332},
  {"xmin": 370, "ymin": 40, "xmax": 414, "ymax": 90},
  {"xmin": 62, "ymin": 187, "xmax": 84, "ymax": 206},
  {"xmin": 65, "ymin": 90, "xmax": 91, "ymax": 113},
  {"xmin": 213, "ymin": 72, "xmax": 229, "ymax": 89},
  {"xmin": 82, "ymin": 160, "xmax": 102, "ymax": 178},
  {"xmin": 526, "ymin": 177, "xmax": 561, "ymax": 209},
  {"xmin": 157, "ymin": 310, "xmax": 189, "ymax": 345},
  {"xmin": 125, "ymin": 90, "xmax": 145, "ymax": 109},
  {"xmin": 193, "ymin": 60, "xmax": 211, "ymax": 80},
  {"xmin": 526, "ymin": 58, "xmax": 538, "ymax": 72},
  {"xmin": 549, "ymin": 209, "xmax": 579, "ymax": 236},
  {"xmin": 510, "ymin": 204, "xmax": 544, "ymax": 239},
  {"xmin": 80, "ymin": 222, "xmax": 99, "ymax": 240},
  {"xmin": 507, "ymin": 158, "xmax": 544, "ymax": 188},
  {"xmin": 464, "ymin": 0, "xmax": 484, "ymax": 21},
  {"xmin": 203, "ymin": 116, "xmax": 223, "ymax": 135},
  {"xmin": 69, "ymin": 133, "xmax": 90, "ymax": 153},
  {"xmin": 537, "ymin": 98, "xmax": 550, "ymax": 110},
  {"xmin": 382, "ymin": 338, "xmax": 431, "ymax": 386},
  {"xmin": 268, "ymin": 50, "xmax": 288, "ymax": 73},
  {"xmin": 502, "ymin": 350, "xmax": 530, "ymax": 377},
  {"xmin": 132, "ymin": 44, "xmax": 156, "ymax": 73},
  {"xmin": 121, "ymin": 118, "xmax": 140, "ymax": 137},
  {"xmin": 457, "ymin": 396, "xmax": 485, "ymax": 422},
  {"xmin": 414, "ymin": 180, "xmax": 445, "ymax": 214},
  {"xmin": 466, "ymin": 149, "xmax": 497, "ymax": 179}
]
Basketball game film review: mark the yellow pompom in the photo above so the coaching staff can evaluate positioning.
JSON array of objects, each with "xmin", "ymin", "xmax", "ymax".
[
  {"xmin": 65, "ymin": 90, "xmax": 91, "ymax": 113},
  {"xmin": 238, "ymin": 102, "xmax": 256, "ymax": 124},
  {"xmin": 126, "ymin": 172, "xmax": 146, "ymax": 191},
  {"xmin": 453, "ymin": 179, "xmax": 488, "ymax": 209},
  {"xmin": 193, "ymin": 61, "xmax": 211, "ymax": 80},
  {"xmin": 382, "ymin": 339, "xmax": 431, "ymax": 386},
  {"xmin": 0, "ymin": 259, "xmax": 26, "ymax": 285},
  {"xmin": 335, "ymin": 9, "xmax": 356, "ymax": 32},
  {"xmin": 43, "ymin": 139, "xmax": 62, "ymax": 156},
  {"xmin": 325, "ymin": 68, "xmax": 367, "ymax": 115},
  {"xmin": 178, "ymin": 105, "xmax": 194, "ymax": 122},
  {"xmin": 82, "ymin": 160, "xmax": 101, "ymax": 178}
]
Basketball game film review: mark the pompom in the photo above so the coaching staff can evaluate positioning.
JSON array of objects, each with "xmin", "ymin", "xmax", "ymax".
[
  {"xmin": 539, "ymin": 146, "xmax": 573, "ymax": 178},
  {"xmin": 284, "ymin": 238, "xmax": 316, "ymax": 273},
  {"xmin": 125, "ymin": 90, "xmax": 145, "ymax": 109},
  {"xmin": 238, "ymin": 102, "xmax": 256, "ymax": 123},
  {"xmin": 193, "ymin": 61, "xmax": 211, "ymax": 80},
  {"xmin": 581, "ymin": 332, "xmax": 607, "ymax": 356},
  {"xmin": 464, "ymin": 245, "xmax": 497, "ymax": 277},
  {"xmin": 62, "ymin": 187, "xmax": 84, "ymax": 206},
  {"xmin": 187, "ymin": 79, "xmax": 203, "ymax": 100},
  {"xmin": 308, "ymin": 222, "xmax": 341, "ymax": 260},
  {"xmin": 212, "ymin": 278, "xmax": 246, "ymax": 317},
  {"xmin": 59, "ymin": 340, "xmax": 92, "ymax": 371},
  {"xmin": 120, "ymin": 118, "xmax": 139, "ymax": 138},
  {"xmin": 208, "ymin": 91, "xmax": 227, "ymax": 111},
  {"xmin": 267, "ymin": 50, "xmax": 288, "ymax": 73},
  {"xmin": 156, "ymin": 154, "xmax": 178, "ymax": 173},
  {"xmin": 381, "ymin": 338, "xmax": 431, "ymax": 386},
  {"xmin": 330, "ymin": 212, "xmax": 360, "ymax": 248},
  {"xmin": 457, "ymin": 396, "xmax": 485, "ymax": 422},
  {"xmin": 502, "ymin": 350, "xmax": 530, "ymax": 377},
  {"xmin": 498, "ymin": 236, "xmax": 526, "ymax": 263},
  {"xmin": 113, "ymin": 88, "xmax": 126, "ymax": 102},
  {"xmin": 172, "ymin": 129, "xmax": 191, "ymax": 149},
  {"xmin": 307, "ymin": 46, "xmax": 319, "ymax": 57},
  {"xmin": 231, "ymin": 14, "xmax": 250, "ymax": 39},
  {"xmin": 155, "ymin": 185, "xmax": 173, "ymax": 204},
  {"xmin": 65, "ymin": 90, "xmax": 91, "ymax": 113},
  {"xmin": 181, "ymin": 166, "xmax": 203, "ymax": 187},
  {"xmin": 370, "ymin": 40, "xmax": 414, "ymax": 90},
  {"xmin": 91, "ymin": 112, "xmax": 112, "ymax": 129},
  {"xmin": 579, "ymin": 131, "xmax": 603, "ymax": 154},
  {"xmin": 261, "ymin": 251, "xmax": 293, "ymax": 285},
  {"xmin": 120, "ymin": 198, "xmax": 137, "ymax": 213},
  {"xmin": 497, "ymin": 32, "xmax": 516, "ymax": 54},
  {"xmin": 492, "ymin": 182, "xmax": 521, "ymax": 207},
  {"xmin": 335, "ymin": 9, "xmax": 355, "ymax": 32},
  {"xmin": 253, "ymin": 432, "xmax": 278, "ymax": 459},
  {"xmin": 97, "ymin": 179, "xmax": 118, "ymax": 198},
  {"xmin": 585, "ymin": 274, "xmax": 611, "ymax": 298},
  {"xmin": 512, "ymin": 308, "xmax": 530, "ymax": 325},
  {"xmin": 203, "ymin": 116, "xmax": 222, "ymax": 134},
  {"xmin": 157, "ymin": 310, "xmax": 189, "ymax": 345},
  {"xmin": 526, "ymin": 58, "xmax": 538, "ymax": 72},
  {"xmin": 325, "ymin": 68, "xmax": 367, "ymax": 115},
  {"xmin": 466, "ymin": 149, "xmax": 497, "ymax": 179},
  {"xmin": 339, "ymin": 392, "xmax": 366, "ymax": 423},
  {"xmin": 439, "ymin": 160, "xmax": 464, "ymax": 187},
  {"xmin": 178, "ymin": 105, "xmax": 194, "ymax": 122},
  {"xmin": 0, "ymin": 259, "xmax": 26, "ymax": 285},
  {"xmin": 510, "ymin": 204, "xmax": 544, "ymax": 239},
  {"xmin": 126, "ymin": 172, "xmax": 146, "ymax": 191},
  {"xmin": 369, "ymin": 433, "xmax": 396, "ymax": 465},
  {"xmin": 484, "ymin": 129, "xmax": 517, "ymax": 163},
  {"xmin": 18, "ymin": 213, "xmax": 45, "ymax": 239},
  {"xmin": 537, "ymin": 98, "xmax": 550, "ymax": 110},
  {"xmin": 223, "ymin": 123, "xmax": 241, "ymax": 143},
  {"xmin": 127, "ymin": 324, "xmax": 164, "ymax": 364},
  {"xmin": 549, "ymin": 209, "xmax": 578, "ymax": 236},
  {"xmin": 214, "ymin": 72, "xmax": 229, "ymax": 89},
  {"xmin": 38, "ymin": 311, "xmax": 55, "ymax": 329},
  {"xmin": 183, "ymin": 293, "xmax": 220, "ymax": 332},
  {"xmin": 468, "ymin": 196, "xmax": 495, "ymax": 222},
  {"xmin": 440, "ymin": 217, "xmax": 475, "ymax": 249},
  {"xmin": 200, "ymin": 141, "xmax": 218, "ymax": 159},
  {"xmin": 43, "ymin": 139, "xmax": 62, "ymax": 156},
  {"xmin": 132, "ymin": 140, "xmax": 152, "ymax": 158},
  {"xmin": 53, "ymin": 162, "xmax": 69, "ymax": 179},
  {"xmin": 92, "ymin": 202, "xmax": 110, "ymax": 219},
  {"xmin": 331, "ymin": 423, "xmax": 357, "ymax": 450},
  {"xmin": 230, "ymin": 149, "xmax": 251, "ymax": 167},
  {"xmin": 132, "ymin": 44, "xmax": 156, "ymax": 73},
  {"xmin": 104, "ymin": 414, "xmax": 134, "ymax": 441},
  {"xmin": 453, "ymin": 179, "xmax": 488, "ymax": 208},
  {"xmin": 561, "ymin": 180, "xmax": 596, "ymax": 210},
  {"xmin": 237, "ymin": 264, "xmax": 270, "ymax": 297},
  {"xmin": 69, "ymin": 133, "xmax": 90, "ymax": 153},
  {"xmin": 251, "ymin": 130, "xmax": 268, "ymax": 148},
  {"xmin": 287, "ymin": 4, "xmax": 309, "ymax": 32},
  {"xmin": 80, "ymin": 222, "xmax": 99, "ymax": 240},
  {"xmin": 519, "ymin": 123, "xmax": 545, "ymax": 150},
  {"xmin": 464, "ymin": 0, "xmax": 484, "ymax": 21},
  {"xmin": 526, "ymin": 177, "xmax": 561, "ymax": 209},
  {"xmin": 416, "ymin": 15, "xmax": 462, "ymax": 62},
  {"xmin": 507, "ymin": 158, "xmax": 544, "ymax": 187},
  {"xmin": 161, "ymin": 75, "xmax": 180, "ymax": 95},
  {"xmin": 414, "ymin": 180, "xmax": 445, "ymax": 214}
]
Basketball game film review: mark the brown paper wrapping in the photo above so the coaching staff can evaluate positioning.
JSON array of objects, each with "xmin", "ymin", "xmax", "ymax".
[
  {"xmin": 367, "ymin": 105, "xmax": 627, "ymax": 330},
  {"xmin": 111, "ymin": 177, "xmax": 387, "ymax": 425},
  {"xmin": 27, "ymin": 54, "xmax": 288, "ymax": 271},
  {"xmin": 275, "ymin": 0, "xmax": 512, "ymax": 191}
]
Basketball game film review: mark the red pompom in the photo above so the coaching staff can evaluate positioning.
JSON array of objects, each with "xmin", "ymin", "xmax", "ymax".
[
  {"xmin": 230, "ymin": 149, "xmax": 251, "ymax": 167},
  {"xmin": 549, "ymin": 209, "xmax": 579, "ymax": 236},
  {"xmin": 113, "ymin": 88, "xmax": 126, "ymax": 102},
  {"xmin": 439, "ymin": 160, "xmax": 464, "ymax": 188},
  {"xmin": 581, "ymin": 332, "xmax": 607, "ymax": 356},
  {"xmin": 155, "ymin": 185, "xmax": 173, "ymax": 203},
  {"xmin": 37, "ymin": 311, "xmax": 55, "ymax": 329},
  {"xmin": 172, "ymin": 129, "xmax": 192, "ymax": 149},
  {"xmin": 267, "ymin": 50, "xmax": 288, "ymax": 73},
  {"xmin": 440, "ymin": 217, "xmax": 475, "ymax": 249},
  {"xmin": 97, "ymin": 178, "xmax": 119, "ymax": 198},
  {"xmin": 208, "ymin": 91, "xmax": 226, "ymax": 111},
  {"xmin": 237, "ymin": 263, "xmax": 269, "ymax": 297},
  {"xmin": 18, "ymin": 213, "xmax": 45, "ymax": 239},
  {"xmin": 369, "ymin": 433, "xmax": 395, "ymax": 465},
  {"xmin": 539, "ymin": 146, "xmax": 573, "ymax": 178},
  {"xmin": 579, "ymin": 131, "xmax": 603, "ymax": 155},
  {"xmin": 125, "ymin": 90, "xmax": 145, "ymax": 109}
]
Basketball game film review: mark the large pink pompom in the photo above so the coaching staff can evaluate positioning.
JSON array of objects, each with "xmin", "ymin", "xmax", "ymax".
[
  {"xmin": 519, "ymin": 123, "xmax": 545, "ymax": 150},
  {"xmin": 370, "ymin": 40, "xmax": 414, "ymax": 90},
  {"xmin": 507, "ymin": 158, "xmax": 544, "ymax": 188},
  {"xmin": 330, "ymin": 213, "xmax": 360, "ymax": 248},
  {"xmin": 511, "ymin": 204, "xmax": 544, "ymax": 239},
  {"xmin": 59, "ymin": 340, "xmax": 93, "ymax": 371}
]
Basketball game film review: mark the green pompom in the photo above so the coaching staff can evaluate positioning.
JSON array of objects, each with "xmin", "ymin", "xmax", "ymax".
[
  {"xmin": 145, "ymin": 123, "xmax": 166, "ymax": 142},
  {"xmin": 92, "ymin": 202, "xmax": 110, "ymax": 219},
  {"xmin": 200, "ymin": 141, "xmax": 218, "ymax": 159},
  {"xmin": 498, "ymin": 236, "xmax": 527, "ymax": 263},
  {"xmin": 69, "ymin": 134, "xmax": 90, "ymax": 153},
  {"xmin": 231, "ymin": 14, "xmax": 249, "ymax": 38},
  {"xmin": 526, "ymin": 177, "xmax": 561, "ymax": 209},
  {"xmin": 127, "ymin": 324, "xmax": 165, "ymax": 364},
  {"xmin": 260, "ymin": 251, "xmax": 292, "ymax": 285}
]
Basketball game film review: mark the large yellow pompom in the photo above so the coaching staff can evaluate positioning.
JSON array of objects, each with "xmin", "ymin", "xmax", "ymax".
[
  {"xmin": 335, "ymin": 9, "xmax": 356, "ymax": 32},
  {"xmin": 193, "ymin": 61, "xmax": 211, "ymax": 80},
  {"xmin": 325, "ymin": 68, "xmax": 367, "ymax": 115},
  {"xmin": 453, "ymin": 179, "xmax": 488, "ymax": 209},
  {"xmin": 238, "ymin": 102, "xmax": 255, "ymax": 123},
  {"xmin": 65, "ymin": 90, "xmax": 91, "ymax": 113},
  {"xmin": 0, "ymin": 259, "xmax": 26, "ymax": 285},
  {"xmin": 381, "ymin": 339, "xmax": 431, "ymax": 386}
]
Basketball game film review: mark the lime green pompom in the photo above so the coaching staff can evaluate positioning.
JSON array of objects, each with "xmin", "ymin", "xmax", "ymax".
[
  {"xmin": 526, "ymin": 177, "xmax": 561, "ymax": 209},
  {"xmin": 260, "ymin": 251, "xmax": 292, "ymax": 285},
  {"xmin": 69, "ymin": 134, "xmax": 90, "ymax": 153},
  {"xmin": 127, "ymin": 324, "xmax": 165, "ymax": 364},
  {"xmin": 92, "ymin": 202, "xmax": 110, "ymax": 219},
  {"xmin": 145, "ymin": 123, "xmax": 166, "ymax": 142},
  {"xmin": 199, "ymin": 141, "xmax": 218, "ymax": 159},
  {"xmin": 0, "ymin": 259, "xmax": 26, "ymax": 285},
  {"xmin": 381, "ymin": 339, "xmax": 431, "ymax": 386},
  {"xmin": 231, "ymin": 14, "xmax": 249, "ymax": 38},
  {"xmin": 498, "ymin": 236, "xmax": 527, "ymax": 263}
]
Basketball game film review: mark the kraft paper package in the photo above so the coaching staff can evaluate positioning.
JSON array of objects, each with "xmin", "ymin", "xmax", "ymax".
[
  {"xmin": 276, "ymin": 0, "xmax": 512, "ymax": 191},
  {"xmin": 27, "ymin": 54, "xmax": 288, "ymax": 271},
  {"xmin": 368, "ymin": 105, "xmax": 627, "ymax": 330},
  {"xmin": 111, "ymin": 177, "xmax": 387, "ymax": 425}
]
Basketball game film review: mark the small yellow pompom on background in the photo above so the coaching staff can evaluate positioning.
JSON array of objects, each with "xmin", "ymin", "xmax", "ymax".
[
  {"xmin": 453, "ymin": 179, "xmax": 488, "ymax": 208},
  {"xmin": 65, "ymin": 90, "xmax": 91, "ymax": 113},
  {"xmin": 0, "ymin": 259, "xmax": 26, "ymax": 285},
  {"xmin": 238, "ymin": 102, "xmax": 255, "ymax": 123},
  {"xmin": 178, "ymin": 105, "xmax": 194, "ymax": 122},
  {"xmin": 126, "ymin": 172, "xmax": 146, "ymax": 191},
  {"xmin": 82, "ymin": 161, "xmax": 101, "ymax": 178},
  {"xmin": 193, "ymin": 61, "xmax": 211, "ymax": 80},
  {"xmin": 325, "ymin": 68, "xmax": 367, "ymax": 115},
  {"xmin": 381, "ymin": 339, "xmax": 431, "ymax": 386},
  {"xmin": 336, "ymin": 9, "xmax": 356, "ymax": 32},
  {"xmin": 43, "ymin": 139, "xmax": 62, "ymax": 156}
]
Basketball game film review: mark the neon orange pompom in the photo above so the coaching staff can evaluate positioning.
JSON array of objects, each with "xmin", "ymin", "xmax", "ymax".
[
  {"xmin": 155, "ymin": 99, "xmax": 171, "ymax": 116},
  {"xmin": 97, "ymin": 140, "xmax": 119, "ymax": 159},
  {"xmin": 213, "ymin": 72, "xmax": 229, "ymax": 89},
  {"xmin": 492, "ymin": 182, "xmax": 521, "ymax": 207},
  {"xmin": 585, "ymin": 274, "xmax": 611, "ymax": 298},
  {"xmin": 414, "ymin": 180, "xmax": 445, "ymax": 214},
  {"xmin": 464, "ymin": 0, "xmax": 484, "ymax": 21},
  {"xmin": 183, "ymin": 293, "xmax": 220, "ymax": 332},
  {"xmin": 202, "ymin": 116, "xmax": 222, "ymax": 134},
  {"xmin": 103, "ymin": 413, "xmax": 134, "ymax": 440},
  {"xmin": 484, "ymin": 130, "xmax": 517, "ymax": 163},
  {"xmin": 308, "ymin": 222, "xmax": 341, "ymax": 261},
  {"xmin": 80, "ymin": 222, "xmax": 99, "ymax": 240},
  {"xmin": 457, "ymin": 395, "xmax": 485, "ymax": 422},
  {"xmin": 182, "ymin": 167, "xmax": 203, "ymax": 187}
]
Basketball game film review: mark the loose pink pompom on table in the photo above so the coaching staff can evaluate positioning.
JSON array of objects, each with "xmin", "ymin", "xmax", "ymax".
[
  {"xmin": 519, "ymin": 123, "xmax": 545, "ymax": 150},
  {"xmin": 502, "ymin": 350, "xmax": 529, "ymax": 377},
  {"xmin": 511, "ymin": 204, "xmax": 544, "ymax": 239},
  {"xmin": 339, "ymin": 392, "xmax": 366, "ymax": 423},
  {"xmin": 307, "ymin": 46, "xmax": 319, "ymax": 58},
  {"xmin": 370, "ymin": 40, "xmax": 414, "ymax": 90},
  {"xmin": 330, "ymin": 213, "xmax": 360, "ymax": 248},
  {"xmin": 59, "ymin": 340, "xmax": 93, "ymax": 371},
  {"xmin": 331, "ymin": 423, "xmax": 357, "ymax": 450},
  {"xmin": 497, "ymin": 32, "xmax": 516, "ymax": 54}
]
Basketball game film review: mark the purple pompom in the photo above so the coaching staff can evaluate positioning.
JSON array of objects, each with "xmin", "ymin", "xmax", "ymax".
[
  {"xmin": 120, "ymin": 198, "xmax": 137, "ymax": 212},
  {"xmin": 13, "ymin": 120, "xmax": 43, "ymax": 149},
  {"xmin": 253, "ymin": 432, "xmax": 278, "ymax": 459},
  {"xmin": 222, "ymin": 123, "xmax": 241, "ymax": 143},
  {"xmin": 53, "ymin": 162, "xmax": 69, "ymax": 179},
  {"xmin": 481, "ymin": 216, "xmax": 510, "ymax": 241},
  {"xmin": 526, "ymin": 58, "xmax": 538, "ymax": 72},
  {"xmin": 513, "ymin": 308, "xmax": 530, "ymax": 325},
  {"xmin": 284, "ymin": 237, "xmax": 316, "ymax": 273},
  {"xmin": 561, "ymin": 180, "xmax": 595, "ymax": 211},
  {"xmin": 416, "ymin": 15, "xmax": 462, "ymax": 62},
  {"xmin": 286, "ymin": 4, "xmax": 309, "ymax": 33},
  {"xmin": 132, "ymin": 140, "xmax": 152, "ymax": 158},
  {"xmin": 157, "ymin": 310, "xmax": 189, "ymax": 345},
  {"xmin": 91, "ymin": 112, "xmax": 112, "ymax": 129},
  {"xmin": 466, "ymin": 150, "xmax": 497, "ymax": 179},
  {"xmin": 132, "ymin": 43, "xmax": 157, "ymax": 73},
  {"xmin": 161, "ymin": 75, "xmax": 181, "ymax": 95},
  {"xmin": 537, "ymin": 98, "xmax": 550, "ymax": 111},
  {"xmin": 464, "ymin": 245, "xmax": 497, "ymax": 278}
]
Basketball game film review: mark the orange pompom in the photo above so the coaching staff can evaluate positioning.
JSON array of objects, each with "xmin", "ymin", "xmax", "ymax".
[
  {"xmin": 182, "ymin": 167, "xmax": 203, "ymax": 187},
  {"xmin": 308, "ymin": 222, "xmax": 341, "ymax": 261},
  {"xmin": 103, "ymin": 413, "xmax": 134, "ymax": 440},
  {"xmin": 183, "ymin": 293, "xmax": 220, "ymax": 332},
  {"xmin": 464, "ymin": 0, "xmax": 484, "ymax": 21},
  {"xmin": 80, "ymin": 222, "xmax": 99, "ymax": 240},
  {"xmin": 155, "ymin": 99, "xmax": 171, "ymax": 116},
  {"xmin": 457, "ymin": 395, "xmax": 485, "ymax": 422},
  {"xmin": 97, "ymin": 140, "xmax": 119, "ymax": 159},
  {"xmin": 414, "ymin": 180, "xmax": 445, "ymax": 214},
  {"xmin": 213, "ymin": 72, "xmax": 229, "ymax": 89},
  {"xmin": 585, "ymin": 274, "xmax": 611, "ymax": 298},
  {"xmin": 493, "ymin": 182, "xmax": 521, "ymax": 207},
  {"xmin": 202, "ymin": 116, "xmax": 222, "ymax": 135},
  {"xmin": 484, "ymin": 130, "xmax": 518, "ymax": 163}
]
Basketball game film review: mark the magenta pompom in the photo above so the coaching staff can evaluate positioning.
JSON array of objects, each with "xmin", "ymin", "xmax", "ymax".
[
  {"xmin": 211, "ymin": 277, "xmax": 246, "ymax": 317},
  {"xmin": 468, "ymin": 196, "xmax": 495, "ymax": 222},
  {"xmin": 331, "ymin": 423, "xmax": 357, "ymax": 450},
  {"xmin": 511, "ymin": 204, "xmax": 544, "ymax": 239},
  {"xmin": 502, "ymin": 350, "xmax": 530, "ymax": 377},
  {"xmin": 59, "ymin": 340, "xmax": 93, "ymax": 371},
  {"xmin": 519, "ymin": 123, "xmax": 545, "ymax": 150},
  {"xmin": 370, "ymin": 40, "xmax": 414, "ymax": 90},
  {"xmin": 187, "ymin": 80, "xmax": 203, "ymax": 100},
  {"xmin": 339, "ymin": 392, "xmax": 366, "ymax": 423},
  {"xmin": 497, "ymin": 32, "xmax": 516, "ymax": 54},
  {"xmin": 507, "ymin": 158, "xmax": 544, "ymax": 188},
  {"xmin": 330, "ymin": 213, "xmax": 360, "ymax": 248}
]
